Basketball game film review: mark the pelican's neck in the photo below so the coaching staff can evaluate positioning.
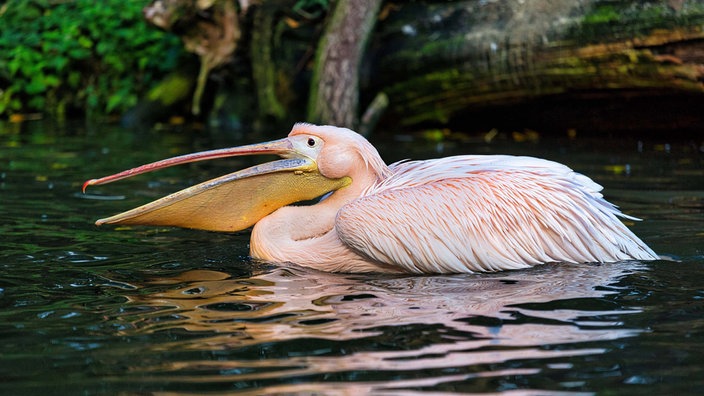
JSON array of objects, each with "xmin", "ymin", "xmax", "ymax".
[
  {"xmin": 254, "ymin": 165, "xmax": 380, "ymax": 241},
  {"xmin": 249, "ymin": 163, "xmax": 391, "ymax": 272},
  {"xmin": 324, "ymin": 165, "xmax": 381, "ymax": 206}
]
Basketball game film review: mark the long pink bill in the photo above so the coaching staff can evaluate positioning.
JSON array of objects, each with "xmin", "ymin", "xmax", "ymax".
[{"xmin": 82, "ymin": 138, "xmax": 292, "ymax": 193}]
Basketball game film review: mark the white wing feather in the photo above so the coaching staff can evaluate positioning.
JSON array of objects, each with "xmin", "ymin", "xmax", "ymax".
[{"xmin": 335, "ymin": 155, "xmax": 657, "ymax": 273}]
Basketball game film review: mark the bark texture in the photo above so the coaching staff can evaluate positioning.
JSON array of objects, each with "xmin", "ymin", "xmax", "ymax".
[
  {"xmin": 307, "ymin": 0, "xmax": 383, "ymax": 129},
  {"xmin": 369, "ymin": 0, "xmax": 704, "ymax": 131}
]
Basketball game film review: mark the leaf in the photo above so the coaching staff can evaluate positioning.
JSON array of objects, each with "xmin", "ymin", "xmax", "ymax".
[
  {"xmin": 68, "ymin": 71, "xmax": 81, "ymax": 88},
  {"xmin": 138, "ymin": 57, "xmax": 149, "ymax": 70},
  {"xmin": 8, "ymin": 59, "xmax": 21, "ymax": 76},
  {"xmin": 25, "ymin": 76, "xmax": 47, "ymax": 94},
  {"xmin": 47, "ymin": 56, "xmax": 68, "ymax": 71},
  {"xmin": 68, "ymin": 48, "xmax": 91, "ymax": 60},
  {"xmin": 96, "ymin": 41, "xmax": 112, "ymax": 55},
  {"xmin": 77, "ymin": 35, "xmax": 93, "ymax": 48},
  {"xmin": 43, "ymin": 75, "xmax": 60, "ymax": 88}
]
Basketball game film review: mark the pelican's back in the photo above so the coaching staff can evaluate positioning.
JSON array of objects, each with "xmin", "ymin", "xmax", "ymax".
[{"xmin": 335, "ymin": 155, "xmax": 658, "ymax": 273}]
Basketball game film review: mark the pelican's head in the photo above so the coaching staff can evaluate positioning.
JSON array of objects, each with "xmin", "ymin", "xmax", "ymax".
[
  {"xmin": 83, "ymin": 123, "xmax": 387, "ymax": 232},
  {"xmin": 288, "ymin": 123, "xmax": 389, "ymax": 181}
]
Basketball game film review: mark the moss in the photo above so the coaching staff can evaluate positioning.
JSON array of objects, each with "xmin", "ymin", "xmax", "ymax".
[
  {"xmin": 147, "ymin": 73, "xmax": 194, "ymax": 106},
  {"xmin": 385, "ymin": 32, "xmax": 704, "ymax": 126},
  {"xmin": 251, "ymin": 6, "xmax": 286, "ymax": 120},
  {"xmin": 571, "ymin": 0, "xmax": 704, "ymax": 44},
  {"xmin": 583, "ymin": 5, "xmax": 620, "ymax": 25}
]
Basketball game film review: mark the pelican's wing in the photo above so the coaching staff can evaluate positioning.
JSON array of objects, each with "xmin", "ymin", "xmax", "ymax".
[{"xmin": 335, "ymin": 156, "xmax": 657, "ymax": 273}]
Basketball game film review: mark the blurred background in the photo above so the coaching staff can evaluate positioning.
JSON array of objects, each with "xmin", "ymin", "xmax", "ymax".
[{"xmin": 2, "ymin": 0, "xmax": 704, "ymax": 137}]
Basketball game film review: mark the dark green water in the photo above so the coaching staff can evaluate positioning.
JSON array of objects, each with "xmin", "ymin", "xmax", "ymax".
[{"xmin": 1, "ymin": 121, "xmax": 703, "ymax": 395}]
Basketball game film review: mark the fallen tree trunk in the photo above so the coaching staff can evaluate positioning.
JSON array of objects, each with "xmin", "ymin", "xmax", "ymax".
[
  {"xmin": 370, "ymin": 0, "xmax": 704, "ymax": 132},
  {"xmin": 131, "ymin": 0, "xmax": 704, "ymax": 134}
]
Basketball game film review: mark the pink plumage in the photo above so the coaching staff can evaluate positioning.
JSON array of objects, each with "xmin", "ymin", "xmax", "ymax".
[
  {"xmin": 86, "ymin": 123, "xmax": 658, "ymax": 274},
  {"xmin": 249, "ymin": 124, "xmax": 657, "ymax": 273}
]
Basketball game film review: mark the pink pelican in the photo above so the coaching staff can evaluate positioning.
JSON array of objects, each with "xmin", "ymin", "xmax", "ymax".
[{"xmin": 83, "ymin": 123, "xmax": 658, "ymax": 273}]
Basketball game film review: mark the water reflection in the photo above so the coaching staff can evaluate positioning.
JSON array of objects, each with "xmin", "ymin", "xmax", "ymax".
[{"xmin": 111, "ymin": 261, "xmax": 645, "ymax": 393}]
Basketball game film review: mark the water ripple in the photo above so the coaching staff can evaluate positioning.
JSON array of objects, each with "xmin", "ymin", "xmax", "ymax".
[{"xmin": 97, "ymin": 261, "xmax": 647, "ymax": 392}]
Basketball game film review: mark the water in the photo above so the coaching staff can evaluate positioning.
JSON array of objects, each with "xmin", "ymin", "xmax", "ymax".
[{"xmin": 1, "ymin": 121, "xmax": 703, "ymax": 395}]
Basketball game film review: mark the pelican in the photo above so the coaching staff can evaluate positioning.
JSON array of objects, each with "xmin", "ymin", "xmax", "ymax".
[{"xmin": 83, "ymin": 123, "xmax": 658, "ymax": 273}]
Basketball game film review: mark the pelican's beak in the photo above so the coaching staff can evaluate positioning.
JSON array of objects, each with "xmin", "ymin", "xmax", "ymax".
[{"xmin": 83, "ymin": 138, "xmax": 351, "ymax": 232}]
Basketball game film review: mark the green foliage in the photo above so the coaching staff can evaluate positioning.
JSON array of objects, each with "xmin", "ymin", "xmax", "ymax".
[{"xmin": 0, "ymin": 0, "xmax": 183, "ymax": 118}]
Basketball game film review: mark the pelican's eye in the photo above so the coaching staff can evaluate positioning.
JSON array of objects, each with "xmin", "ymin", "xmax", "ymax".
[{"xmin": 307, "ymin": 137, "xmax": 316, "ymax": 147}]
